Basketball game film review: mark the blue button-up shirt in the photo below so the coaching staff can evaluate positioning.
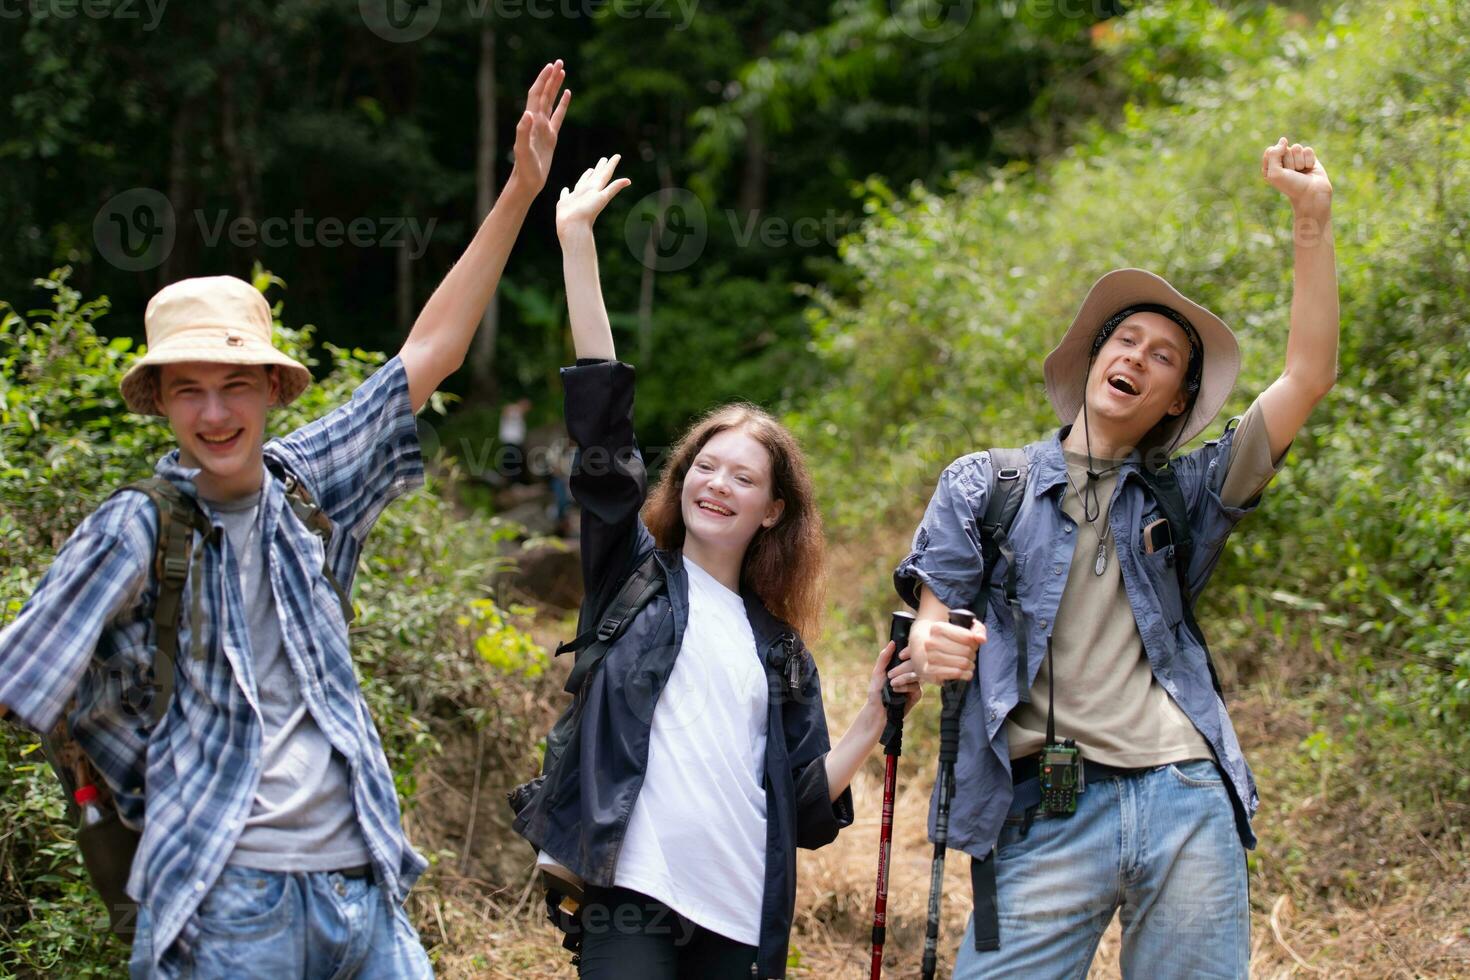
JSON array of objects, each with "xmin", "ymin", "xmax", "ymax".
[
  {"xmin": 0, "ymin": 358, "xmax": 427, "ymax": 977},
  {"xmin": 895, "ymin": 422, "xmax": 1263, "ymax": 859}
]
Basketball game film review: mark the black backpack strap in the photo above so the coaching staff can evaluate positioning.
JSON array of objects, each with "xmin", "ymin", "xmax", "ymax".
[
  {"xmin": 555, "ymin": 551, "xmax": 664, "ymax": 696},
  {"xmin": 1139, "ymin": 463, "xmax": 1224, "ymax": 698},
  {"xmin": 266, "ymin": 459, "xmax": 355, "ymax": 625},
  {"xmin": 980, "ymin": 449, "xmax": 1030, "ymax": 701},
  {"xmin": 112, "ymin": 479, "xmax": 213, "ymax": 726}
]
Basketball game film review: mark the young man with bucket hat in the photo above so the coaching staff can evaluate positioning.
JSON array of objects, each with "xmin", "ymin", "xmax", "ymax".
[
  {"xmin": 0, "ymin": 60, "xmax": 571, "ymax": 980},
  {"xmin": 895, "ymin": 137, "xmax": 1338, "ymax": 976}
]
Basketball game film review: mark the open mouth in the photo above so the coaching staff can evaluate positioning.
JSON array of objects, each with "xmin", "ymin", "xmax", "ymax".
[
  {"xmin": 695, "ymin": 499, "xmax": 735, "ymax": 517},
  {"xmin": 197, "ymin": 429, "xmax": 244, "ymax": 452},
  {"xmin": 1107, "ymin": 374, "xmax": 1140, "ymax": 397}
]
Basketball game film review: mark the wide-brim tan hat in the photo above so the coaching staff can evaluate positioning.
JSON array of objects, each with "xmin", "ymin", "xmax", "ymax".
[
  {"xmin": 1043, "ymin": 268, "xmax": 1239, "ymax": 449},
  {"xmin": 120, "ymin": 275, "xmax": 312, "ymax": 416}
]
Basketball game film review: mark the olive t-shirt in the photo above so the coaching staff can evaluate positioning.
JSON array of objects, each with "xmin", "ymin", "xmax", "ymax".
[{"xmin": 1006, "ymin": 397, "xmax": 1284, "ymax": 767}]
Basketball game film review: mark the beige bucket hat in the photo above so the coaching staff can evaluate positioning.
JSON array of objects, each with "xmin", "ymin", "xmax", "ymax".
[
  {"xmin": 1042, "ymin": 268, "xmax": 1239, "ymax": 448},
  {"xmin": 120, "ymin": 276, "xmax": 312, "ymax": 416}
]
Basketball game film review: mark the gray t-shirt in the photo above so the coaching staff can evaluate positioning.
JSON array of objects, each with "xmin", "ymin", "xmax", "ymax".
[
  {"xmin": 1006, "ymin": 397, "xmax": 1284, "ymax": 768},
  {"xmin": 211, "ymin": 488, "xmax": 372, "ymax": 872}
]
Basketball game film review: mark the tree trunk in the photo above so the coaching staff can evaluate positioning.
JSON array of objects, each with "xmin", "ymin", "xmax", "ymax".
[
  {"xmin": 467, "ymin": 24, "xmax": 499, "ymax": 403},
  {"xmin": 636, "ymin": 157, "xmax": 675, "ymax": 365},
  {"xmin": 397, "ymin": 196, "xmax": 414, "ymax": 335},
  {"xmin": 737, "ymin": 111, "xmax": 767, "ymax": 216},
  {"xmin": 162, "ymin": 100, "xmax": 196, "ymax": 286}
]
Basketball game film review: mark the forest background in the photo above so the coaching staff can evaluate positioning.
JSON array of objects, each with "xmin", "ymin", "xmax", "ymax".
[{"xmin": 1, "ymin": 0, "xmax": 1466, "ymax": 975}]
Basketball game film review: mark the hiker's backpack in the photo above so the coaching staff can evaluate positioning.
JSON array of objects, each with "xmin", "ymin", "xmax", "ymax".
[
  {"xmin": 36, "ymin": 463, "xmax": 351, "ymax": 944},
  {"xmin": 506, "ymin": 550, "xmax": 666, "ymax": 952},
  {"xmin": 976, "ymin": 447, "xmax": 1225, "ymax": 702}
]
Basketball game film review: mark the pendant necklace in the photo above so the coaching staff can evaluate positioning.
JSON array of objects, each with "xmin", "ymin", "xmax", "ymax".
[{"xmin": 1065, "ymin": 464, "xmax": 1122, "ymax": 576}]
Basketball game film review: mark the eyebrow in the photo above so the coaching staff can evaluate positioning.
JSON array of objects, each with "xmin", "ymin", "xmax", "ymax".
[
  {"xmin": 694, "ymin": 450, "xmax": 762, "ymax": 476},
  {"xmin": 165, "ymin": 369, "xmax": 260, "ymax": 391},
  {"xmin": 1120, "ymin": 323, "xmax": 1187, "ymax": 358}
]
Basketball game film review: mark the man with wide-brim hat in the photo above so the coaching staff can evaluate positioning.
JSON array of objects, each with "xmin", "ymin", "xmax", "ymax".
[
  {"xmin": 0, "ymin": 60, "xmax": 573, "ymax": 980},
  {"xmin": 894, "ymin": 137, "xmax": 1339, "ymax": 978}
]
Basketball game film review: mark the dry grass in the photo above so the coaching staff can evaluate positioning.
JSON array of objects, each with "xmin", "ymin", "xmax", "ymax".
[{"xmin": 401, "ymin": 535, "xmax": 1470, "ymax": 978}]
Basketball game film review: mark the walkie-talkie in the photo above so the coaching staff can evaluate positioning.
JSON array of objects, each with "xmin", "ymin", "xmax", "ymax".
[
  {"xmin": 1039, "ymin": 739, "xmax": 1082, "ymax": 815},
  {"xmin": 1039, "ymin": 632, "xmax": 1082, "ymax": 816}
]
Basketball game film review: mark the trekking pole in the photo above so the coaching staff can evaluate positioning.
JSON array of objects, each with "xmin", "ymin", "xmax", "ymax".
[
  {"xmin": 921, "ymin": 607, "xmax": 976, "ymax": 980},
  {"xmin": 870, "ymin": 611, "xmax": 915, "ymax": 980}
]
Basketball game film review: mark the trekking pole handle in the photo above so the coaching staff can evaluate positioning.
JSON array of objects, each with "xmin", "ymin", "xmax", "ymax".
[
  {"xmin": 880, "ymin": 611, "xmax": 915, "ymax": 753},
  {"xmin": 883, "ymin": 612, "xmax": 915, "ymax": 707},
  {"xmin": 939, "ymin": 609, "xmax": 975, "ymax": 765}
]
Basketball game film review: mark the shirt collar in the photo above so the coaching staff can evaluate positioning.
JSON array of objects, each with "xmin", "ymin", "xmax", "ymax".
[
  {"xmin": 153, "ymin": 448, "xmax": 285, "ymax": 521},
  {"xmin": 1034, "ymin": 425, "xmax": 1146, "ymax": 498}
]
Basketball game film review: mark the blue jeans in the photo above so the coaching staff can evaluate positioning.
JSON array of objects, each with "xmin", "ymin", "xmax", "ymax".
[
  {"xmin": 129, "ymin": 866, "xmax": 434, "ymax": 979},
  {"xmin": 953, "ymin": 759, "xmax": 1248, "ymax": 980}
]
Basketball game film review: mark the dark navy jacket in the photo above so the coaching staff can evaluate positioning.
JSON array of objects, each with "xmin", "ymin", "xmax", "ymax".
[{"xmin": 515, "ymin": 360, "xmax": 853, "ymax": 979}]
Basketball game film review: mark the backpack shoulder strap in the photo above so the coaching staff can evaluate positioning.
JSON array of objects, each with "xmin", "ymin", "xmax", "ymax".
[
  {"xmin": 979, "ymin": 449, "xmax": 1031, "ymax": 700},
  {"xmin": 109, "ymin": 478, "xmax": 212, "ymax": 726},
  {"xmin": 1139, "ymin": 463, "xmax": 1224, "ymax": 697},
  {"xmin": 555, "ymin": 551, "xmax": 665, "ymax": 696},
  {"xmin": 265, "ymin": 459, "xmax": 355, "ymax": 625}
]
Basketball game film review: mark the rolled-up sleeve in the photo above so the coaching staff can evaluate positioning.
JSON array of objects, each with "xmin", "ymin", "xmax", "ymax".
[
  {"xmin": 268, "ymin": 356, "xmax": 423, "ymax": 543},
  {"xmin": 0, "ymin": 498, "xmax": 152, "ymax": 734},
  {"xmin": 1172, "ymin": 397, "xmax": 1286, "ymax": 597},
  {"xmin": 893, "ymin": 452, "xmax": 993, "ymax": 611}
]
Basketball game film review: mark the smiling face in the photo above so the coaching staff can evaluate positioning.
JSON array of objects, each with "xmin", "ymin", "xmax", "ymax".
[
  {"xmin": 157, "ymin": 362, "xmax": 278, "ymax": 501},
  {"xmin": 1083, "ymin": 311, "xmax": 1193, "ymax": 446},
  {"xmin": 679, "ymin": 426, "xmax": 786, "ymax": 561}
]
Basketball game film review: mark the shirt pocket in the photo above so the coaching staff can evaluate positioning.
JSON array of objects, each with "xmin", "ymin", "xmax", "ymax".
[{"xmin": 1139, "ymin": 545, "xmax": 1185, "ymax": 629}]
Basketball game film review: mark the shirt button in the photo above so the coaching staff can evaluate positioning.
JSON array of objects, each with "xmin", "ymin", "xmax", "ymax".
[
  {"xmin": 1054, "ymin": 565, "xmax": 1064, "ymax": 575},
  {"xmin": 1064, "ymin": 525, "xmax": 1073, "ymax": 534},
  {"xmin": 1040, "ymin": 619, "xmax": 1049, "ymax": 629},
  {"xmin": 195, "ymin": 881, "xmax": 206, "ymax": 892}
]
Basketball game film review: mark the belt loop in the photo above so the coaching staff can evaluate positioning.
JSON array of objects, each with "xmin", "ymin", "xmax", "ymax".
[{"xmin": 970, "ymin": 851, "xmax": 1000, "ymax": 952}]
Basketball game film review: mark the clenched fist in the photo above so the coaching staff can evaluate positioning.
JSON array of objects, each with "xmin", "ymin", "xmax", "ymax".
[{"xmin": 1262, "ymin": 136, "xmax": 1332, "ymax": 217}]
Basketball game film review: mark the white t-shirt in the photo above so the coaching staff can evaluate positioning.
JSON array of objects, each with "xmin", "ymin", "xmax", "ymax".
[{"xmin": 613, "ymin": 555, "xmax": 770, "ymax": 945}]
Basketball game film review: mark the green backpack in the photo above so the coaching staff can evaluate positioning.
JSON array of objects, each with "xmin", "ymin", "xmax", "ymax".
[{"xmin": 37, "ymin": 465, "xmax": 350, "ymax": 943}]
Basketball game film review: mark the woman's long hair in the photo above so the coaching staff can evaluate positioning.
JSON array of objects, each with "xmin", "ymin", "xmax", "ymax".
[{"xmin": 643, "ymin": 403, "xmax": 825, "ymax": 638}]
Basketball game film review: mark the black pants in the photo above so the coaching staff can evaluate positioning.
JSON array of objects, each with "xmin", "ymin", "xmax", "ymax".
[{"xmin": 577, "ymin": 885, "xmax": 757, "ymax": 979}]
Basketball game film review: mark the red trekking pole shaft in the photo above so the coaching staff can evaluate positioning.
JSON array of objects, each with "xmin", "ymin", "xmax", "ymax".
[{"xmin": 870, "ymin": 611, "xmax": 915, "ymax": 979}]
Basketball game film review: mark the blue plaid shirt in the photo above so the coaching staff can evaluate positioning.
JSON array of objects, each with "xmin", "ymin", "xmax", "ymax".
[{"xmin": 0, "ymin": 358, "xmax": 427, "ymax": 977}]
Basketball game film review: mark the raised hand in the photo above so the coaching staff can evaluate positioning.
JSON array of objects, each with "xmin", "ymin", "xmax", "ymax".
[
  {"xmin": 556, "ymin": 155, "xmax": 633, "ymax": 240},
  {"xmin": 509, "ymin": 60, "xmax": 571, "ymax": 195},
  {"xmin": 1262, "ymin": 136, "xmax": 1332, "ymax": 216}
]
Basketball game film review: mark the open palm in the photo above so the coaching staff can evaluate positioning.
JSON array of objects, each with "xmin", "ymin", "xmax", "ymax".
[
  {"xmin": 512, "ymin": 60, "xmax": 570, "ymax": 193},
  {"xmin": 556, "ymin": 155, "xmax": 632, "ymax": 238}
]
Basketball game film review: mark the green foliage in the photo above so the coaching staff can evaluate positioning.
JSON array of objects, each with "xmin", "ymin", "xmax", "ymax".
[
  {"xmin": 794, "ymin": 0, "xmax": 1470, "ymax": 794},
  {"xmin": 0, "ymin": 270, "xmax": 549, "ymax": 971}
]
